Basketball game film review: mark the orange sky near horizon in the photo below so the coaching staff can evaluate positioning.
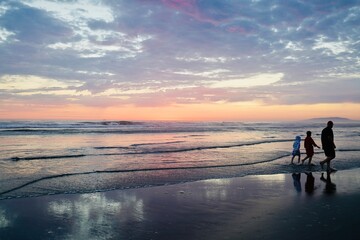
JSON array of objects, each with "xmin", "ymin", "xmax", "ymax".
[{"xmin": 1, "ymin": 102, "xmax": 359, "ymax": 122}]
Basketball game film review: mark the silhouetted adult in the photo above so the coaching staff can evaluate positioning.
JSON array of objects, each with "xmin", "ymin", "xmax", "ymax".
[{"xmin": 320, "ymin": 121, "xmax": 336, "ymax": 171}]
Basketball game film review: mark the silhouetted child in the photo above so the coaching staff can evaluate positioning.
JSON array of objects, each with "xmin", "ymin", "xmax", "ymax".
[
  {"xmin": 301, "ymin": 131, "xmax": 320, "ymax": 165},
  {"xmin": 291, "ymin": 136, "xmax": 301, "ymax": 164}
]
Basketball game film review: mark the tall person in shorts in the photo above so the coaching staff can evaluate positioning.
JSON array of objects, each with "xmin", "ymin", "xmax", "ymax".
[{"xmin": 320, "ymin": 121, "xmax": 336, "ymax": 171}]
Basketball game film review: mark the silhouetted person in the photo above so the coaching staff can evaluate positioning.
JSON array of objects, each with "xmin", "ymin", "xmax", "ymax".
[
  {"xmin": 320, "ymin": 171, "xmax": 336, "ymax": 194},
  {"xmin": 291, "ymin": 136, "xmax": 301, "ymax": 164},
  {"xmin": 304, "ymin": 172, "xmax": 315, "ymax": 194},
  {"xmin": 301, "ymin": 131, "xmax": 320, "ymax": 166},
  {"xmin": 320, "ymin": 121, "xmax": 336, "ymax": 171}
]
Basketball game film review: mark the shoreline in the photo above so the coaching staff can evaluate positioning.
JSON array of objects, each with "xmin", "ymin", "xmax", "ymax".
[{"xmin": 1, "ymin": 168, "xmax": 360, "ymax": 239}]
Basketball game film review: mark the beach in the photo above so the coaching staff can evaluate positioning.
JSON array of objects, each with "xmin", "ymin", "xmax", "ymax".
[
  {"xmin": 1, "ymin": 0, "xmax": 359, "ymax": 238},
  {"xmin": 1, "ymin": 168, "xmax": 360, "ymax": 240},
  {"xmin": 1, "ymin": 120, "xmax": 360, "ymax": 239}
]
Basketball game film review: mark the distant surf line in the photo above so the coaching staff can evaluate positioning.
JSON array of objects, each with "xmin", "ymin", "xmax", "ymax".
[
  {"xmin": 123, "ymin": 139, "xmax": 293, "ymax": 154},
  {"xmin": 94, "ymin": 140, "xmax": 188, "ymax": 148},
  {"xmin": 8, "ymin": 145, "xmax": 360, "ymax": 163},
  {"xmin": 130, "ymin": 140, "xmax": 187, "ymax": 147},
  {"xmin": 0, "ymin": 128, "xmax": 225, "ymax": 136},
  {"xmin": 10, "ymin": 154, "xmax": 86, "ymax": 161},
  {"xmin": 9, "ymin": 139, "xmax": 293, "ymax": 161}
]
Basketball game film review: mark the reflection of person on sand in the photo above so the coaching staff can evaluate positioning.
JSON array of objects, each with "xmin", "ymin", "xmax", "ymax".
[
  {"xmin": 320, "ymin": 171, "xmax": 336, "ymax": 194},
  {"xmin": 290, "ymin": 136, "xmax": 301, "ymax": 164},
  {"xmin": 301, "ymin": 131, "xmax": 320, "ymax": 166},
  {"xmin": 304, "ymin": 172, "xmax": 315, "ymax": 194},
  {"xmin": 292, "ymin": 173, "xmax": 302, "ymax": 192},
  {"xmin": 320, "ymin": 121, "xmax": 336, "ymax": 171}
]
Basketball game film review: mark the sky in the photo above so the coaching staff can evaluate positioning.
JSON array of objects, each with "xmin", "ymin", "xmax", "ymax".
[{"xmin": 0, "ymin": 0, "xmax": 359, "ymax": 121}]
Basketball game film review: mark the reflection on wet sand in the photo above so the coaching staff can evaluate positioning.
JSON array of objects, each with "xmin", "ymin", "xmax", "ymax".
[
  {"xmin": 320, "ymin": 171, "xmax": 337, "ymax": 194},
  {"xmin": 292, "ymin": 173, "xmax": 302, "ymax": 193},
  {"xmin": 290, "ymin": 171, "xmax": 337, "ymax": 196},
  {"xmin": 202, "ymin": 178, "xmax": 231, "ymax": 200},
  {"xmin": 47, "ymin": 192, "xmax": 144, "ymax": 239},
  {"xmin": 304, "ymin": 172, "xmax": 315, "ymax": 194},
  {"xmin": 0, "ymin": 207, "xmax": 11, "ymax": 228},
  {"xmin": 1, "ymin": 169, "xmax": 359, "ymax": 240}
]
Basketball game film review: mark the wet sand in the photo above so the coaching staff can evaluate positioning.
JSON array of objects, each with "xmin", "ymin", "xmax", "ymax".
[{"xmin": 1, "ymin": 168, "xmax": 360, "ymax": 240}]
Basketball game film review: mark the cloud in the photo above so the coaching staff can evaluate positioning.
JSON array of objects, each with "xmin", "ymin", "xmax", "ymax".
[
  {"xmin": 19, "ymin": 0, "xmax": 152, "ymax": 58},
  {"xmin": 0, "ymin": 2, "xmax": 73, "ymax": 44},
  {"xmin": 258, "ymin": 77, "xmax": 360, "ymax": 105},
  {"xmin": 313, "ymin": 35, "xmax": 353, "ymax": 55},
  {"xmin": 0, "ymin": 27, "xmax": 14, "ymax": 43},
  {"xmin": 0, "ymin": 75, "xmax": 82, "ymax": 90},
  {"xmin": 173, "ymin": 69, "xmax": 230, "ymax": 78},
  {"xmin": 0, "ymin": 75, "xmax": 90, "ymax": 104},
  {"xmin": 176, "ymin": 55, "xmax": 239, "ymax": 63},
  {"xmin": 161, "ymin": 0, "xmax": 222, "ymax": 25},
  {"xmin": 22, "ymin": 0, "xmax": 115, "ymax": 23},
  {"xmin": 0, "ymin": 0, "xmax": 359, "ymax": 113},
  {"xmin": 209, "ymin": 73, "xmax": 284, "ymax": 88}
]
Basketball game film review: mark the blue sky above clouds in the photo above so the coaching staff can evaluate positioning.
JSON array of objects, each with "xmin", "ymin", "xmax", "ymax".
[{"xmin": 0, "ymin": 0, "xmax": 359, "ymax": 112}]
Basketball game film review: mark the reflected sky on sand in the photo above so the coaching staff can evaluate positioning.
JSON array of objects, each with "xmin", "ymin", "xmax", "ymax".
[
  {"xmin": 47, "ymin": 193, "xmax": 144, "ymax": 240},
  {"xmin": 1, "ymin": 169, "xmax": 360, "ymax": 240}
]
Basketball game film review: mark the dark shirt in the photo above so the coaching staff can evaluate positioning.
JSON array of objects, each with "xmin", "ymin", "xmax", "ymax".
[
  {"xmin": 304, "ymin": 136, "xmax": 316, "ymax": 155},
  {"xmin": 321, "ymin": 126, "xmax": 334, "ymax": 150}
]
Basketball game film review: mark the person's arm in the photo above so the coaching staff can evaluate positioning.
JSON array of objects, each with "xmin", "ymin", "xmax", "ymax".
[
  {"xmin": 330, "ymin": 131, "xmax": 336, "ymax": 149},
  {"xmin": 312, "ymin": 138, "xmax": 320, "ymax": 148}
]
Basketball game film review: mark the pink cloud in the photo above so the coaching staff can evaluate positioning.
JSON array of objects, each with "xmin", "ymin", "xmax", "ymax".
[
  {"xmin": 226, "ymin": 26, "xmax": 251, "ymax": 34},
  {"xmin": 161, "ymin": 0, "xmax": 222, "ymax": 25}
]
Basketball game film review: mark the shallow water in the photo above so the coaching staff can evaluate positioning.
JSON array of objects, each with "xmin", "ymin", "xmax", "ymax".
[{"xmin": 0, "ymin": 120, "xmax": 359, "ymax": 199}]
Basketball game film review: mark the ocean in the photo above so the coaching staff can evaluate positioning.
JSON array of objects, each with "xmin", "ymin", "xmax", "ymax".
[{"xmin": 0, "ymin": 120, "xmax": 359, "ymax": 200}]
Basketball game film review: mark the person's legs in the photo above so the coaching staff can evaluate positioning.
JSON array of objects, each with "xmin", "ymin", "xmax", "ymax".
[
  {"xmin": 327, "ymin": 156, "xmax": 335, "ymax": 170},
  {"xmin": 308, "ymin": 156, "xmax": 313, "ymax": 165},
  {"xmin": 291, "ymin": 155, "xmax": 295, "ymax": 164},
  {"xmin": 321, "ymin": 148, "xmax": 335, "ymax": 169},
  {"xmin": 320, "ymin": 158, "xmax": 326, "ymax": 169},
  {"xmin": 301, "ymin": 156, "xmax": 309, "ymax": 164},
  {"xmin": 320, "ymin": 156, "xmax": 335, "ymax": 169}
]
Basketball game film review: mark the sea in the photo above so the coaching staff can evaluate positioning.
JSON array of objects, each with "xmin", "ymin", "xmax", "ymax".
[{"xmin": 0, "ymin": 120, "xmax": 359, "ymax": 200}]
